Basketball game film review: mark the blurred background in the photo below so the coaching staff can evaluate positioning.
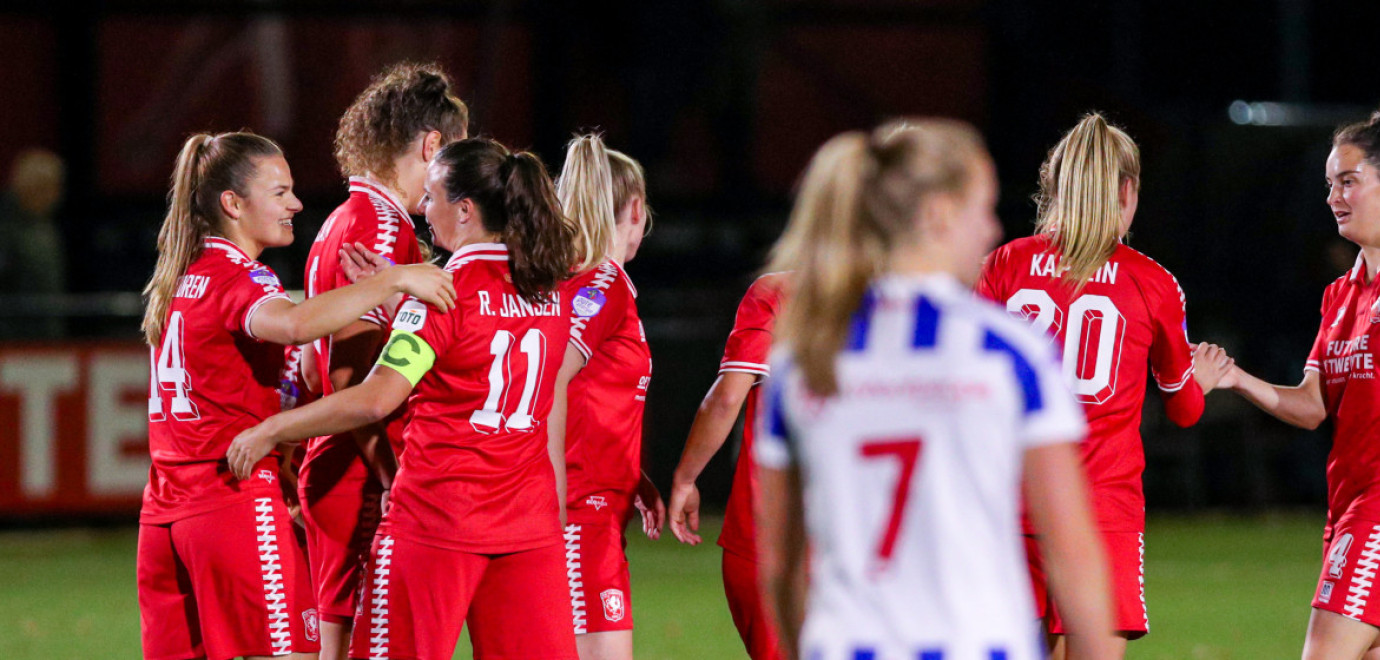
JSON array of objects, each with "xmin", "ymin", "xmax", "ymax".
[{"xmin": 0, "ymin": 0, "xmax": 1377, "ymax": 656}]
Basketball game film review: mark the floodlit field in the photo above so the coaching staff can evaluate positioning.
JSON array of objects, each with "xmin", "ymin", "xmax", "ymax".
[{"xmin": 0, "ymin": 514, "xmax": 1324, "ymax": 659}]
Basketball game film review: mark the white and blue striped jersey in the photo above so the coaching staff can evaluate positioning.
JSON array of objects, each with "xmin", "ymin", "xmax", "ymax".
[{"xmin": 756, "ymin": 274, "xmax": 1086, "ymax": 660}]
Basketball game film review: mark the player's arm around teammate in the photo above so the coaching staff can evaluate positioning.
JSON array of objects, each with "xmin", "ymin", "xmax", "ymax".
[
  {"xmin": 137, "ymin": 132, "xmax": 452, "ymax": 660},
  {"xmin": 298, "ymin": 62, "xmax": 468, "ymax": 660},
  {"xmin": 1220, "ymin": 111, "xmax": 1380, "ymax": 660},
  {"xmin": 231, "ymin": 138, "xmax": 581, "ymax": 660},
  {"xmin": 757, "ymin": 123, "xmax": 1117, "ymax": 660},
  {"xmin": 548, "ymin": 134, "xmax": 659, "ymax": 660}
]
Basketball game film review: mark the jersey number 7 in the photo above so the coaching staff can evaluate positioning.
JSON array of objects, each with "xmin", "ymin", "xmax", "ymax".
[{"xmin": 860, "ymin": 438, "xmax": 923, "ymax": 570}]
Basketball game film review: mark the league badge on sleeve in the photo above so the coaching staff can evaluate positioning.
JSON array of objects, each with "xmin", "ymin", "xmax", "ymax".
[
  {"xmin": 573, "ymin": 287, "xmax": 607, "ymax": 318},
  {"xmin": 248, "ymin": 267, "xmax": 280, "ymax": 287}
]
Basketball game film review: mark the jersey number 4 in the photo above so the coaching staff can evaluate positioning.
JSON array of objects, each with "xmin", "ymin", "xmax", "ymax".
[
  {"xmin": 860, "ymin": 438, "xmax": 924, "ymax": 571},
  {"xmin": 148, "ymin": 311, "xmax": 200, "ymax": 421},
  {"xmin": 471, "ymin": 329, "xmax": 547, "ymax": 433},
  {"xmin": 1006, "ymin": 289, "xmax": 1125, "ymax": 404}
]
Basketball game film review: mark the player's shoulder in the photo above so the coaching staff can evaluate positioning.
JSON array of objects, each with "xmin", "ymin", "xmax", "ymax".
[
  {"xmin": 443, "ymin": 242, "xmax": 511, "ymax": 287},
  {"xmin": 745, "ymin": 271, "xmax": 789, "ymax": 306},
  {"xmin": 1113, "ymin": 244, "xmax": 1182, "ymax": 287},
  {"xmin": 935, "ymin": 284, "xmax": 1053, "ymax": 360},
  {"xmin": 995, "ymin": 234, "xmax": 1053, "ymax": 258},
  {"xmin": 197, "ymin": 238, "xmax": 275, "ymax": 279}
]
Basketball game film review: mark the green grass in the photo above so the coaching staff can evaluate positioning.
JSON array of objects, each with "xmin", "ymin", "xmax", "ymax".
[{"xmin": 0, "ymin": 515, "xmax": 1328, "ymax": 659}]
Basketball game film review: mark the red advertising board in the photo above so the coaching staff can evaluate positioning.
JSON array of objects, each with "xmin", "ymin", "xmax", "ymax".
[{"xmin": 0, "ymin": 343, "xmax": 150, "ymax": 516}]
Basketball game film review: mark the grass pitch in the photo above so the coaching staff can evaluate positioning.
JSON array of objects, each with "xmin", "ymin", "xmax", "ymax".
[{"xmin": 0, "ymin": 514, "xmax": 1325, "ymax": 659}]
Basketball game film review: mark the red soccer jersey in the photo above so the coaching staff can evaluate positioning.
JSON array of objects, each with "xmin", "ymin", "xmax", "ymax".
[
  {"xmin": 379, "ymin": 243, "xmax": 571, "ymax": 554},
  {"xmin": 142, "ymin": 237, "xmax": 293, "ymax": 524},
  {"xmin": 716, "ymin": 273, "xmax": 787, "ymax": 559},
  {"xmin": 1306, "ymin": 254, "xmax": 1380, "ymax": 529},
  {"xmin": 300, "ymin": 178, "xmax": 423, "ymax": 488},
  {"xmin": 562, "ymin": 260, "xmax": 652, "ymax": 525},
  {"xmin": 977, "ymin": 235, "xmax": 1201, "ymax": 532}
]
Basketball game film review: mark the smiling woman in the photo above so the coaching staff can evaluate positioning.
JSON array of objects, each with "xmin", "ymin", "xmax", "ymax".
[{"xmin": 136, "ymin": 131, "xmax": 456, "ymax": 660}]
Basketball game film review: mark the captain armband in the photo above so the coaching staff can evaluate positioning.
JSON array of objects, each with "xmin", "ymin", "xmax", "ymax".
[{"xmin": 376, "ymin": 330, "xmax": 437, "ymax": 386}]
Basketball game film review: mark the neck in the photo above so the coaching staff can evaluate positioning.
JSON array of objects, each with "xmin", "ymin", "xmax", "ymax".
[
  {"xmin": 365, "ymin": 171, "xmax": 412, "ymax": 212},
  {"xmin": 455, "ymin": 232, "xmax": 503, "ymax": 250},
  {"xmin": 217, "ymin": 228, "xmax": 263, "ymax": 260},
  {"xmin": 887, "ymin": 242, "xmax": 951, "ymax": 278},
  {"xmin": 1363, "ymin": 245, "xmax": 1380, "ymax": 283}
]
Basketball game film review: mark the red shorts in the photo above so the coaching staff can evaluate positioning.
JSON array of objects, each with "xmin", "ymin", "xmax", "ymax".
[
  {"xmin": 1314, "ymin": 516, "xmax": 1380, "ymax": 626},
  {"xmin": 1027, "ymin": 531, "xmax": 1148, "ymax": 638},
  {"xmin": 350, "ymin": 534, "xmax": 577, "ymax": 660},
  {"xmin": 722, "ymin": 549, "xmax": 783, "ymax": 660},
  {"xmin": 299, "ymin": 460, "xmax": 384, "ymax": 623},
  {"xmin": 138, "ymin": 496, "xmax": 320, "ymax": 660},
  {"xmin": 564, "ymin": 522, "xmax": 634, "ymax": 634}
]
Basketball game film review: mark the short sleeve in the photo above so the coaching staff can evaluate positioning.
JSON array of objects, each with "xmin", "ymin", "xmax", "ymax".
[
  {"xmin": 974, "ymin": 245, "xmax": 1008, "ymax": 303},
  {"xmin": 393, "ymin": 295, "xmax": 458, "ymax": 358},
  {"xmin": 983, "ymin": 326, "xmax": 1086, "ymax": 448},
  {"xmin": 753, "ymin": 355, "xmax": 796, "ymax": 469},
  {"xmin": 222, "ymin": 261, "xmax": 290, "ymax": 340},
  {"xmin": 1306, "ymin": 286, "xmax": 1337, "ymax": 373},
  {"xmin": 568, "ymin": 267, "xmax": 629, "ymax": 362},
  {"xmin": 719, "ymin": 278, "xmax": 782, "ymax": 378},
  {"xmin": 1148, "ymin": 273, "xmax": 1195, "ymax": 393}
]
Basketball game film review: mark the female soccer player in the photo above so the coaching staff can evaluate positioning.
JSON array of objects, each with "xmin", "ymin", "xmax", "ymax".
[
  {"xmin": 1219, "ymin": 110, "xmax": 1380, "ymax": 660},
  {"xmin": 668, "ymin": 270, "xmax": 787, "ymax": 660},
  {"xmin": 548, "ymin": 134, "xmax": 660, "ymax": 660},
  {"xmin": 298, "ymin": 61, "xmax": 468, "ymax": 660},
  {"xmin": 227, "ymin": 138, "xmax": 580, "ymax": 660},
  {"xmin": 756, "ymin": 120, "xmax": 1117, "ymax": 660},
  {"xmin": 139, "ymin": 131, "xmax": 455, "ymax": 660},
  {"xmin": 976, "ymin": 113, "xmax": 1230, "ymax": 658}
]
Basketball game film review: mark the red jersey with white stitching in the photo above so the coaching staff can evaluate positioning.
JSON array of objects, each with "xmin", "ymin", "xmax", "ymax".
[
  {"xmin": 717, "ymin": 273, "xmax": 787, "ymax": 559},
  {"xmin": 300, "ymin": 178, "xmax": 423, "ymax": 490},
  {"xmin": 142, "ymin": 237, "xmax": 292, "ymax": 524},
  {"xmin": 380, "ymin": 243, "xmax": 570, "ymax": 553},
  {"xmin": 977, "ymin": 235, "xmax": 1200, "ymax": 532},
  {"xmin": 562, "ymin": 260, "xmax": 652, "ymax": 526},
  {"xmin": 1305, "ymin": 254, "xmax": 1380, "ymax": 530}
]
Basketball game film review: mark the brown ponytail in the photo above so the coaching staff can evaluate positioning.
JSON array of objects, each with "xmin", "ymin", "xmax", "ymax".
[
  {"xmin": 1334, "ymin": 109, "xmax": 1380, "ymax": 170},
  {"xmin": 768, "ymin": 119, "xmax": 985, "ymax": 395},
  {"xmin": 434, "ymin": 138, "xmax": 577, "ymax": 303},
  {"xmin": 142, "ymin": 132, "xmax": 283, "ymax": 345}
]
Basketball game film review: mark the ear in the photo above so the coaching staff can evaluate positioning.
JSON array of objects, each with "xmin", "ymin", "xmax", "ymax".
[
  {"xmin": 219, "ymin": 189, "xmax": 242, "ymax": 221},
  {"xmin": 917, "ymin": 193, "xmax": 957, "ymax": 236},
  {"xmin": 626, "ymin": 196, "xmax": 646, "ymax": 227},
  {"xmin": 456, "ymin": 198, "xmax": 476, "ymax": 225},
  {"xmin": 421, "ymin": 131, "xmax": 444, "ymax": 163},
  {"xmin": 1118, "ymin": 177, "xmax": 1136, "ymax": 208}
]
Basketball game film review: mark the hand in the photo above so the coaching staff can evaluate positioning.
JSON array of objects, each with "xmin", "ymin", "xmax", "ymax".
[
  {"xmin": 634, "ymin": 473, "xmax": 666, "ymax": 540},
  {"xmin": 1191, "ymin": 342, "xmax": 1234, "ymax": 393},
  {"xmin": 668, "ymin": 480, "xmax": 702, "ymax": 545},
  {"xmin": 226, "ymin": 422, "xmax": 280, "ymax": 481},
  {"xmin": 1216, "ymin": 362, "xmax": 1242, "ymax": 390},
  {"xmin": 387, "ymin": 263, "xmax": 457, "ymax": 313},
  {"xmin": 339, "ymin": 242, "xmax": 392, "ymax": 283}
]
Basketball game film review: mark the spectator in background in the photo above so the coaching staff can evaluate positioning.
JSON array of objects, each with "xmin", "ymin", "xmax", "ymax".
[{"xmin": 0, "ymin": 148, "xmax": 67, "ymax": 338}]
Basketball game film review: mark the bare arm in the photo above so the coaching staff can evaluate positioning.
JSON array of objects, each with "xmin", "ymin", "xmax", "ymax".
[
  {"xmin": 1223, "ymin": 366, "xmax": 1327, "ymax": 430},
  {"xmin": 669, "ymin": 371, "xmax": 757, "ymax": 544},
  {"xmin": 547, "ymin": 344, "xmax": 586, "ymax": 528},
  {"xmin": 1024, "ymin": 441, "xmax": 1116, "ymax": 658},
  {"xmin": 757, "ymin": 464, "xmax": 806, "ymax": 660},
  {"xmin": 248, "ymin": 264, "xmax": 455, "ymax": 346},
  {"xmin": 228, "ymin": 366, "xmax": 414, "ymax": 479}
]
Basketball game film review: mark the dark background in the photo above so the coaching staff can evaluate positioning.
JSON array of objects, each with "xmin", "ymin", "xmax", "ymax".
[{"xmin": 3, "ymin": 0, "xmax": 1375, "ymax": 516}]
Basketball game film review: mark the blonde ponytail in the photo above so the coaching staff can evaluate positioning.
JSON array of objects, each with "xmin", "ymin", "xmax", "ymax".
[
  {"xmin": 1034, "ymin": 113, "xmax": 1140, "ymax": 287},
  {"xmin": 769, "ymin": 119, "xmax": 984, "ymax": 396},
  {"xmin": 141, "ymin": 132, "xmax": 284, "ymax": 345},
  {"xmin": 557, "ymin": 134, "xmax": 617, "ymax": 271}
]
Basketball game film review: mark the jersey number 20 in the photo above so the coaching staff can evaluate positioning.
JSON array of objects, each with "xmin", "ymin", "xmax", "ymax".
[
  {"xmin": 471, "ymin": 329, "xmax": 547, "ymax": 433},
  {"xmin": 1006, "ymin": 289, "xmax": 1125, "ymax": 404},
  {"xmin": 148, "ymin": 311, "xmax": 200, "ymax": 421}
]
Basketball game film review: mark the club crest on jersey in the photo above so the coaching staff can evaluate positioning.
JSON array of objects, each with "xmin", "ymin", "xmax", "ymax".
[
  {"xmin": 586, "ymin": 495, "xmax": 608, "ymax": 511},
  {"xmin": 600, "ymin": 588, "xmax": 626, "ymax": 622},
  {"xmin": 257, "ymin": 469, "xmax": 276, "ymax": 484},
  {"xmin": 249, "ymin": 267, "xmax": 280, "ymax": 287},
  {"xmin": 573, "ymin": 287, "xmax": 607, "ymax": 318},
  {"xmin": 394, "ymin": 300, "xmax": 428, "ymax": 332}
]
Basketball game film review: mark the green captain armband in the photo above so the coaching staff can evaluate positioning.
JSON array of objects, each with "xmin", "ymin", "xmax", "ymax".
[{"xmin": 376, "ymin": 330, "xmax": 437, "ymax": 386}]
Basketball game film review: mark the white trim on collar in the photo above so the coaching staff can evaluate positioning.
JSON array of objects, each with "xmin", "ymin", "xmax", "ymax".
[{"xmin": 349, "ymin": 176, "xmax": 413, "ymax": 228}]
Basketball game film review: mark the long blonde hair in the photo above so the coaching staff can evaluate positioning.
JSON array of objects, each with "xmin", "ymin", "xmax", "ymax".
[
  {"xmin": 557, "ymin": 134, "xmax": 617, "ymax": 271},
  {"xmin": 1034, "ymin": 112, "xmax": 1140, "ymax": 287},
  {"xmin": 768, "ymin": 119, "xmax": 985, "ymax": 395},
  {"xmin": 141, "ymin": 132, "xmax": 283, "ymax": 346}
]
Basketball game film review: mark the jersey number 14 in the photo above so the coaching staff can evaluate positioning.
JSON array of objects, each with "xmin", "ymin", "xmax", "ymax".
[{"xmin": 148, "ymin": 311, "xmax": 200, "ymax": 421}]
